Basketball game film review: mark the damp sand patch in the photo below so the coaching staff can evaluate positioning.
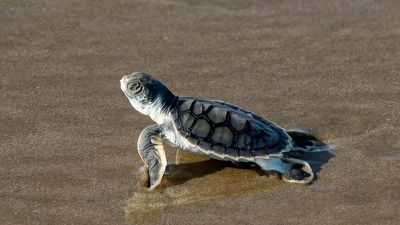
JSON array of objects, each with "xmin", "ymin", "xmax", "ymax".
[{"xmin": 124, "ymin": 151, "xmax": 281, "ymax": 224}]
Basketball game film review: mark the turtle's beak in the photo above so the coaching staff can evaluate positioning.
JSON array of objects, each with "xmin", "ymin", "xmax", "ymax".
[{"xmin": 120, "ymin": 76, "xmax": 128, "ymax": 92}]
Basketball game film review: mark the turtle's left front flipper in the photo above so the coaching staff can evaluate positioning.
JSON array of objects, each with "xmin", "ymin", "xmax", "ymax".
[{"xmin": 137, "ymin": 124, "xmax": 167, "ymax": 190}]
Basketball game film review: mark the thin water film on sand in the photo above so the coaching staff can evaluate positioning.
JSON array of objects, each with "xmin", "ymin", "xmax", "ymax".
[
  {"xmin": 125, "ymin": 133, "xmax": 332, "ymax": 224},
  {"xmin": 124, "ymin": 151, "xmax": 281, "ymax": 224}
]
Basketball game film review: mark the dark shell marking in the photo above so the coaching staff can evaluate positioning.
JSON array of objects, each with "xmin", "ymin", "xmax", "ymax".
[{"xmin": 174, "ymin": 98, "xmax": 292, "ymax": 158}]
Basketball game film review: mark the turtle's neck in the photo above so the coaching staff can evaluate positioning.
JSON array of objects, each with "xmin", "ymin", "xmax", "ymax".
[{"xmin": 148, "ymin": 92, "xmax": 179, "ymax": 124}]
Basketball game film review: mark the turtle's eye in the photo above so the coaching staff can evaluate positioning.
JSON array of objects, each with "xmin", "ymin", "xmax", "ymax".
[{"xmin": 127, "ymin": 80, "xmax": 143, "ymax": 95}]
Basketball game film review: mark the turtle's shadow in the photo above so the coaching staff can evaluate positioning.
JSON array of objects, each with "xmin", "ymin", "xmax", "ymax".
[
  {"xmin": 165, "ymin": 160, "xmax": 272, "ymax": 186},
  {"xmin": 165, "ymin": 132, "xmax": 334, "ymax": 186},
  {"xmin": 165, "ymin": 159, "xmax": 231, "ymax": 186}
]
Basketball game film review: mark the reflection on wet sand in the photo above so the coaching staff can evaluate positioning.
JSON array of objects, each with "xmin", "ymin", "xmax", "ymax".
[
  {"xmin": 124, "ymin": 133, "xmax": 333, "ymax": 224},
  {"xmin": 124, "ymin": 152, "xmax": 281, "ymax": 224}
]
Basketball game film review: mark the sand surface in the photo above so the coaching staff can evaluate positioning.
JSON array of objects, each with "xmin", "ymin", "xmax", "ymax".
[{"xmin": 1, "ymin": 0, "xmax": 400, "ymax": 224}]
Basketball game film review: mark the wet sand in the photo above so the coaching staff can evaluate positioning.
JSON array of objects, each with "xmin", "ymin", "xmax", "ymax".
[
  {"xmin": 1, "ymin": 0, "xmax": 400, "ymax": 224},
  {"xmin": 124, "ymin": 152, "xmax": 282, "ymax": 224}
]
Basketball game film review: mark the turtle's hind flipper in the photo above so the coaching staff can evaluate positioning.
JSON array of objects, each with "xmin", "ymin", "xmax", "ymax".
[
  {"xmin": 286, "ymin": 130, "xmax": 334, "ymax": 174},
  {"xmin": 287, "ymin": 130, "xmax": 329, "ymax": 152},
  {"xmin": 281, "ymin": 157, "xmax": 314, "ymax": 184},
  {"xmin": 255, "ymin": 157, "xmax": 314, "ymax": 184}
]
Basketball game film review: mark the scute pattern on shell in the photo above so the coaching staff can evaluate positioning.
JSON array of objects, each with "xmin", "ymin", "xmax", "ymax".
[{"xmin": 174, "ymin": 98, "xmax": 292, "ymax": 158}]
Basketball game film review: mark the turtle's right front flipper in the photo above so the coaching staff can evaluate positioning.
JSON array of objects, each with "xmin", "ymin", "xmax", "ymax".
[{"xmin": 137, "ymin": 124, "xmax": 167, "ymax": 190}]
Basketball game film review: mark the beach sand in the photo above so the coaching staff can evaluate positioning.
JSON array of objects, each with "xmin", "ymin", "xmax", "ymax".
[{"xmin": 1, "ymin": 0, "xmax": 399, "ymax": 224}]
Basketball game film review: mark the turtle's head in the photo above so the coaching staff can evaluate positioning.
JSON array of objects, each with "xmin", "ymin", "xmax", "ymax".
[{"xmin": 120, "ymin": 72, "xmax": 177, "ymax": 122}]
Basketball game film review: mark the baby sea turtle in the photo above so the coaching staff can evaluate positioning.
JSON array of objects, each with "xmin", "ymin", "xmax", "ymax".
[{"xmin": 121, "ymin": 72, "xmax": 315, "ymax": 189}]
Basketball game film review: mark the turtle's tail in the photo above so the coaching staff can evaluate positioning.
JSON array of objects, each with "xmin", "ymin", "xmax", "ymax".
[{"xmin": 284, "ymin": 129, "xmax": 334, "ymax": 174}]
